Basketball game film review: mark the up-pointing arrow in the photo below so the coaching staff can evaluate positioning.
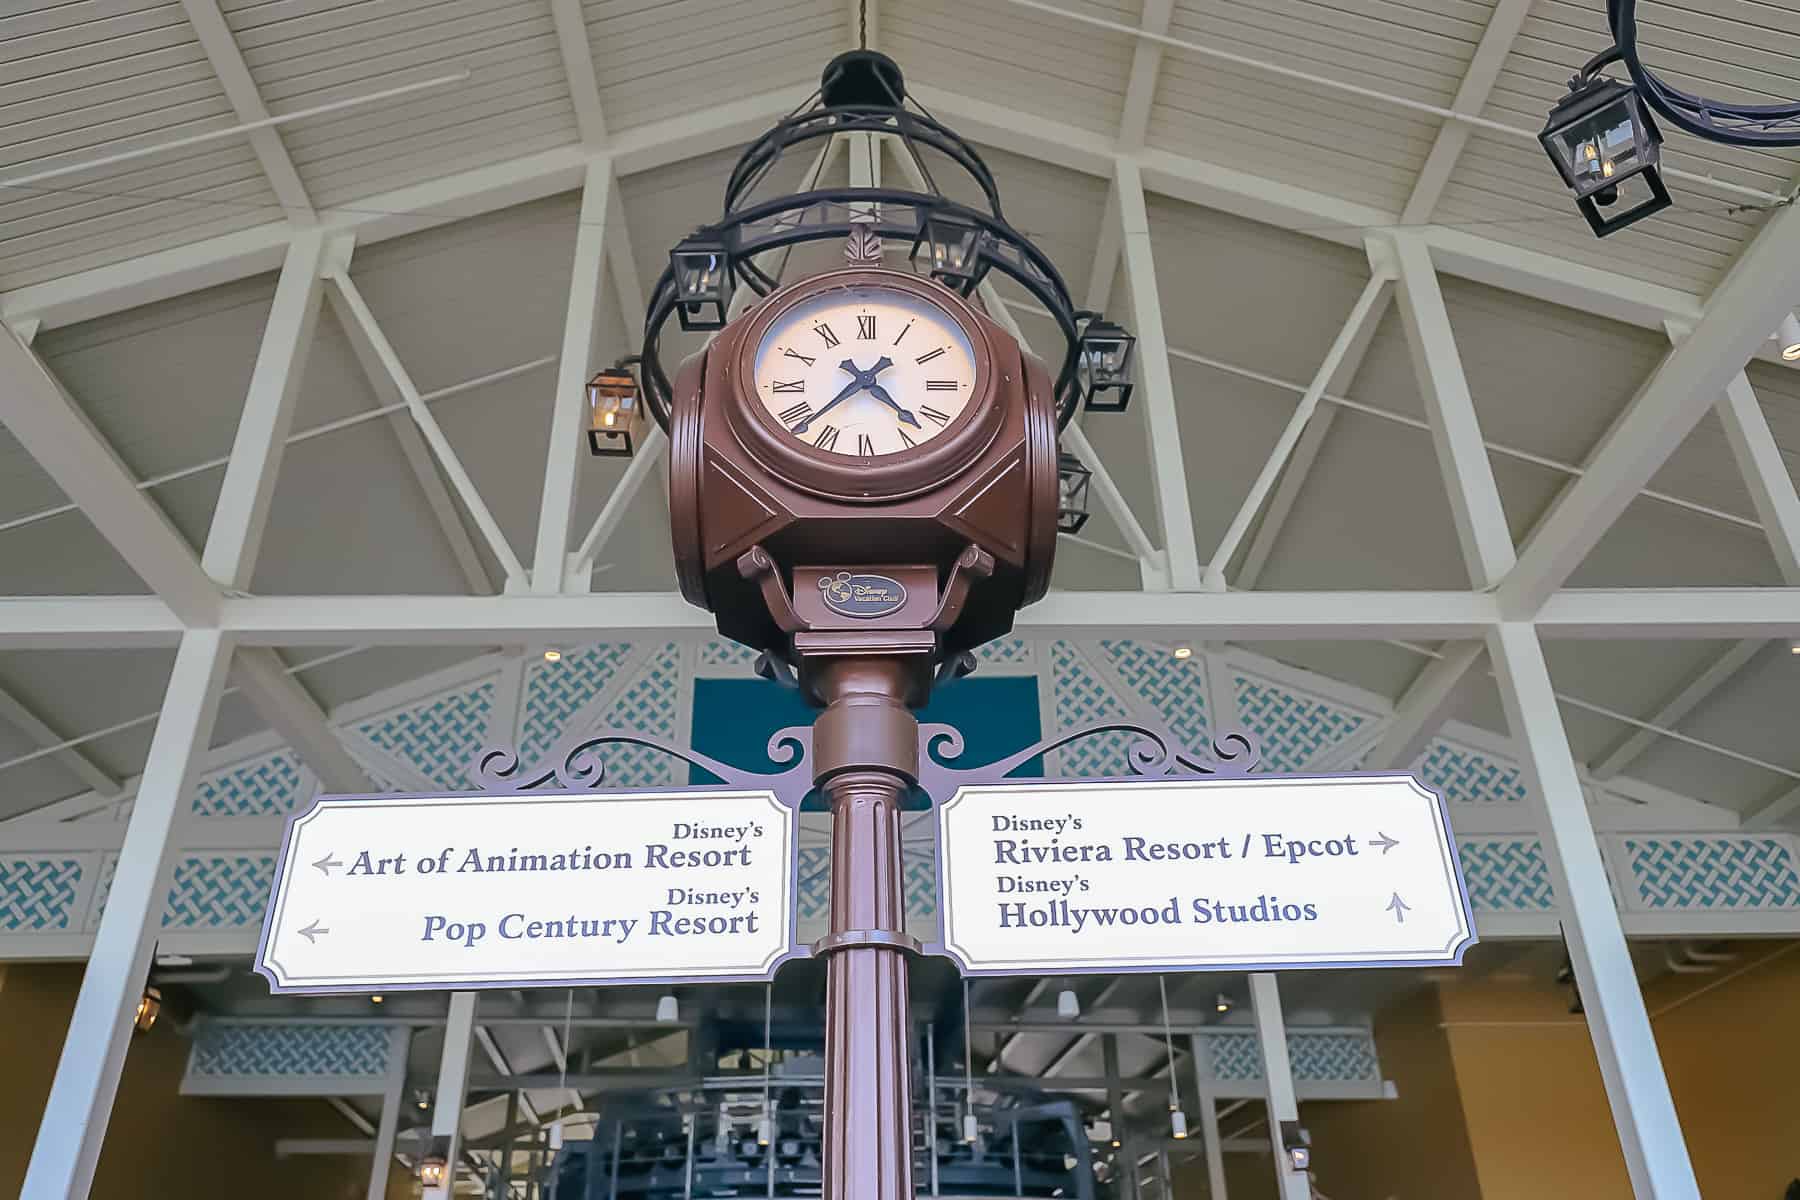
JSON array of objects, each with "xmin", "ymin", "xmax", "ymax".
[
  {"xmin": 1386, "ymin": 893, "xmax": 1410, "ymax": 924},
  {"xmin": 1369, "ymin": 831, "xmax": 1399, "ymax": 855},
  {"xmin": 312, "ymin": 852, "xmax": 344, "ymax": 877},
  {"xmin": 297, "ymin": 919, "xmax": 330, "ymax": 944}
]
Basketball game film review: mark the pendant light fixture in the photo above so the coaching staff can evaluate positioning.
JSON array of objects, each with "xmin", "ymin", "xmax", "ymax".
[{"xmin": 1160, "ymin": 976, "xmax": 1187, "ymax": 1139}]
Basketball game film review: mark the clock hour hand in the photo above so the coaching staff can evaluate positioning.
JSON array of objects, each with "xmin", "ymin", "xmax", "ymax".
[
  {"xmin": 863, "ymin": 381, "xmax": 921, "ymax": 428},
  {"xmin": 791, "ymin": 368, "xmax": 867, "ymax": 434}
]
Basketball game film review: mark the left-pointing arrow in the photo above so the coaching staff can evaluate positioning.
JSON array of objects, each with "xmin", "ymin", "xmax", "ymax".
[
  {"xmin": 312, "ymin": 852, "xmax": 344, "ymax": 877},
  {"xmin": 297, "ymin": 920, "xmax": 329, "ymax": 944}
]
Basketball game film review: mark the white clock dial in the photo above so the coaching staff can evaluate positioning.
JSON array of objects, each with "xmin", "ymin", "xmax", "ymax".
[{"xmin": 752, "ymin": 285, "xmax": 978, "ymax": 457}]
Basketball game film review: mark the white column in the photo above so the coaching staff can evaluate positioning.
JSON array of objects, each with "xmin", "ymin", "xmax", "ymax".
[
  {"xmin": 533, "ymin": 159, "xmax": 614, "ymax": 594},
  {"xmin": 367, "ymin": 1026, "xmax": 411, "ymax": 1200},
  {"xmin": 21, "ymin": 630, "xmax": 235, "ymax": 1200},
  {"xmin": 425, "ymin": 991, "xmax": 479, "ymax": 1200},
  {"xmin": 1248, "ymin": 974, "xmax": 1307, "ymax": 1200},
  {"xmin": 1115, "ymin": 157, "xmax": 1202, "ymax": 590},
  {"xmin": 1189, "ymin": 1035, "xmax": 1228, "ymax": 1200},
  {"xmin": 1487, "ymin": 621, "xmax": 1700, "ymax": 1199}
]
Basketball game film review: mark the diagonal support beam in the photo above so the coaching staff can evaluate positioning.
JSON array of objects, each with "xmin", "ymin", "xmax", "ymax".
[
  {"xmin": 180, "ymin": 0, "xmax": 315, "ymax": 223},
  {"xmin": 1117, "ymin": 0, "xmax": 1176, "ymax": 152},
  {"xmin": 1499, "ymin": 198, "xmax": 1800, "ymax": 616},
  {"xmin": 533, "ymin": 160, "xmax": 614, "ymax": 594},
  {"xmin": 0, "ymin": 683, "xmax": 120, "ymax": 796},
  {"xmin": 0, "ymin": 326, "xmax": 219, "ymax": 626},
  {"xmin": 232, "ymin": 648, "xmax": 373, "ymax": 792},
  {"xmin": 1115, "ymin": 158, "xmax": 1202, "ymax": 589},
  {"xmin": 1744, "ymin": 783, "xmax": 1800, "ymax": 830},
  {"xmin": 1389, "ymin": 232, "xmax": 1516, "ymax": 589},
  {"xmin": 1591, "ymin": 638, "xmax": 1764, "ymax": 780},
  {"xmin": 1400, "ymin": 0, "xmax": 1532, "ymax": 224},
  {"xmin": 549, "ymin": 0, "xmax": 608, "ymax": 149},
  {"xmin": 1365, "ymin": 641, "xmax": 1486, "ymax": 770}
]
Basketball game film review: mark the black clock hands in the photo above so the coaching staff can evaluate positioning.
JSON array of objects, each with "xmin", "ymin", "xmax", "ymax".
[
  {"xmin": 790, "ymin": 364, "xmax": 869, "ymax": 435},
  {"xmin": 863, "ymin": 381, "xmax": 921, "ymax": 428},
  {"xmin": 792, "ymin": 357, "xmax": 917, "ymax": 435}
]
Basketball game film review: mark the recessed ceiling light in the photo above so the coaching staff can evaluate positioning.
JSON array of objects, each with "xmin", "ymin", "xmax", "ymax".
[
  {"xmin": 542, "ymin": 648, "xmax": 563, "ymax": 663},
  {"xmin": 1779, "ymin": 313, "xmax": 1800, "ymax": 362},
  {"xmin": 1172, "ymin": 645, "xmax": 1193, "ymax": 660},
  {"xmin": 1790, "ymin": 641, "xmax": 1800, "ymax": 655},
  {"xmin": 370, "ymin": 994, "xmax": 384, "ymax": 1004}
]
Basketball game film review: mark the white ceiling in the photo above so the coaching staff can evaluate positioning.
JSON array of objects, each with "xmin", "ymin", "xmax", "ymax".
[{"xmin": 0, "ymin": 0, "xmax": 1797, "ymax": 827}]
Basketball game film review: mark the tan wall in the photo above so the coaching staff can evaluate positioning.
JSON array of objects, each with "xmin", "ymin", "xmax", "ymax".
[{"xmin": 0, "ymin": 963, "xmax": 413, "ymax": 1200}]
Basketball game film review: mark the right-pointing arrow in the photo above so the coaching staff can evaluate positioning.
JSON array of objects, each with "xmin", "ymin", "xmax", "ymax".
[
  {"xmin": 1370, "ymin": 831, "xmax": 1399, "ymax": 854},
  {"xmin": 297, "ymin": 919, "xmax": 329, "ymax": 944},
  {"xmin": 1386, "ymin": 893, "xmax": 1410, "ymax": 924}
]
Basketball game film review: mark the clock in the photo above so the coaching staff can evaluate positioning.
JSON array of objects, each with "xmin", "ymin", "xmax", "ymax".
[{"xmin": 726, "ymin": 270, "xmax": 1004, "ymax": 501}]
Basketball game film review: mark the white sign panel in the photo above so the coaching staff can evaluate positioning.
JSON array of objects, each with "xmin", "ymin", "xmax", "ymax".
[
  {"xmin": 256, "ymin": 789, "xmax": 798, "ymax": 994},
  {"xmin": 936, "ymin": 775, "xmax": 1475, "ymax": 974}
]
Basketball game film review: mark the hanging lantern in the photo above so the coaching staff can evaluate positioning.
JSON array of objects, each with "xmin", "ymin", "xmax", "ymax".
[
  {"xmin": 1056, "ymin": 452, "xmax": 1092, "ymax": 535},
  {"xmin": 1539, "ymin": 76, "xmax": 1669, "ymax": 237},
  {"xmin": 133, "ymin": 986, "xmax": 162, "ymax": 1034},
  {"xmin": 586, "ymin": 363, "xmax": 643, "ymax": 457},
  {"xmin": 670, "ymin": 235, "xmax": 732, "ymax": 330},
  {"xmin": 417, "ymin": 1155, "xmax": 449, "ymax": 1188},
  {"xmin": 910, "ymin": 208, "xmax": 986, "ymax": 293},
  {"xmin": 1078, "ymin": 318, "xmax": 1136, "ymax": 412}
]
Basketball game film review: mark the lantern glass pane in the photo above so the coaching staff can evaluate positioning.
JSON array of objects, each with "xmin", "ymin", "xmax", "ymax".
[
  {"xmin": 1550, "ymin": 96, "xmax": 1652, "ymax": 200},
  {"xmin": 675, "ymin": 248, "xmax": 725, "ymax": 299},
  {"xmin": 914, "ymin": 214, "xmax": 982, "ymax": 280}
]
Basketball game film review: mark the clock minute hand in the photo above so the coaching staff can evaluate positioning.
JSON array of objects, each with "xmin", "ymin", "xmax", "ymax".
[
  {"xmin": 791, "ymin": 366, "xmax": 867, "ymax": 435},
  {"xmin": 863, "ymin": 381, "xmax": 921, "ymax": 428}
]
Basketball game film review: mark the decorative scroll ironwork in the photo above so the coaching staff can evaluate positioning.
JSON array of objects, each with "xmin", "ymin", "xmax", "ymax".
[
  {"xmin": 915, "ymin": 718, "xmax": 1260, "ymax": 801},
  {"xmin": 473, "ymin": 725, "xmax": 816, "ymax": 798}
]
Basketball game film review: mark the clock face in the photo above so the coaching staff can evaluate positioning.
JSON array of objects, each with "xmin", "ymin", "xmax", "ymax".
[{"xmin": 751, "ymin": 285, "xmax": 978, "ymax": 458}]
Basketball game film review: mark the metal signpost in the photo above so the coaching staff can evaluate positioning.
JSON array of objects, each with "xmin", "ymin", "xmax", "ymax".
[{"xmin": 256, "ymin": 788, "xmax": 800, "ymax": 992}]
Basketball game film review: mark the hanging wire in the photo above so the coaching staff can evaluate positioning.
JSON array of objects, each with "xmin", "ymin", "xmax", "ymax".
[
  {"xmin": 859, "ymin": 0, "xmax": 868, "ymax": 50},
  {"xmin": 961, "ymin": 978, "xmax": 978, "ymax": 1142},
  {"xmin": 761, "ymin": 982, "xmax": 774, "ymax": 1143},
  {"xmin": 1158, "ymin": 975, "xmax": 1180, "ymax": 1113}
]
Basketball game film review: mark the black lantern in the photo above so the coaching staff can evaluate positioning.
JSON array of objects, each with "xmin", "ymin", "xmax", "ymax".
[
  {"xmin": 1540, "ymin": 76, "xmax": 1670, "ymax": 237},
  {"xmin": 587, "ymin": 363, "xmax": 643, "ymax": 457},
  {"xmin": 1056, "ymin": 451, "xmax": 1092, "ymax": 534},
  {"xmin": 1077, "ymin": 318, "xmax": 1136, "ymax": 412},
  {"xmin": 910, "ymin": 209, "xmax": 986, "ymax": 293},
  {"xmin": 671, "ymin": 235, "xmax": 732, "ymax": 330},
  {"xmin": 417, "ymin": 1155, "xmax": 449, "ymax": 1188}
]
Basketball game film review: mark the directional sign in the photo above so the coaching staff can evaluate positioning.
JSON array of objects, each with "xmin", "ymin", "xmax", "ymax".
[
  {"xmin": 256, "ymin": 789, "xmax": 799, "ymax": 994},
  {"xmin": 935, "ymin": 775, "xmax": 1475, "ymax": 975}
]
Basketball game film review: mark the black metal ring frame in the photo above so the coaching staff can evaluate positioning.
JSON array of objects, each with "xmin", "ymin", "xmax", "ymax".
[
  {"xmin": 638, "ymin": 100, "xmax": 1094, "ymax": 432},
  {"xmin": 1598, "ymin": 0, "xmax": 1800, "ymax": 147}
]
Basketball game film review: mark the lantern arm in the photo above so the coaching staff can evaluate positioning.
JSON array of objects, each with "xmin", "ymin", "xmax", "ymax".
[{"xmin": 1600, "ymin": 0, "xmax": 1800, "ymax": 147}]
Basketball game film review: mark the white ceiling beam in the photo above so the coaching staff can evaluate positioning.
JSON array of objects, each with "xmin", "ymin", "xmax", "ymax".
[
  {"xmin": 1204, "ymin": 270, "xmax": 1392, "ymax": 590},
  {"xmin": 0, "ymin": 327, "xmax": 219, "ymax": 626},
  {"xmin": 323, "ymin": 256, "xmax": 494, "ymax": 596},
  {"xmin": 1590, "ymin": 638, "xmax": 1764, "ymax": 780},
  {"xmin": 1, "ymin": 588, "xmax": 1797, "ymax": 649},
  {"xmin": 1234, "ymin": 279, "xmax": 1392, "ymax": 590},
  {"xmin": 1715, "ymin": 371, "xmax": 1800, "ymax": 583},
  {"xmin": 201, "ymin": 231, "xmax": 328, "ymax": 589},
  {"xmin": 1365, "ymin": 641, "xmax": 1487, "ymax": 770},
  {"xmin": 0, "ymin": 683, "xmax": 121, "ymax": 796},
  {"xmin": 1400, "ymin": 0, "xmax": 1532, "ymax": 224},
  {"xmin": 1388, "ymin": 233, "xmax": 1516, "ymax": 589},
  {"xmin": 1115, "ymin": 158, "xmax": 1202, "ymax": 590},
  {"xmin": 1499, "ymin": 198, "xmax": 1800, "ymax": 616},
  {"xmin": 1744, "ymin": 783, "xmax": 1800, "ymax": 830},
  {"xmin": 1117, "ymin": 0, "xmax": 1175, "ymax": 153},
  {"xmin": 231, "ymin": 647, "xmax": 373, "ymax": 793},
  {"xmin": 179, "ymin": 0, "xmax": 315, "ymax": 223},
  {"xmin": 1085, "ymin": 182, "xmax": 1122, "ymax": 314},
  {"xmin": 549, "ymin": 0, "xmax": 607, "ymax": 149},
  {"xmin": 533, "ymin": 161, "xmax": 614, "ymax": 594}
]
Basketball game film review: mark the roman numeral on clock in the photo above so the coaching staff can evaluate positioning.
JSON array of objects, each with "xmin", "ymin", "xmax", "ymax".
[
  {"xmin": 925, "ymin": 380, "xmax": 957, "ymax": 391},
  {"xmin": 857, "ymin": 315, "xmax": 876, "ymax": 340},
  {"xmin": 893, "ymin": 320, "xmax": 913, "ymax": 345},
  {"xmin": 777, "ymin": 401, "xmax": 812, "ymax": 427},
  {"xmin": 915, "ymin": 346, "xmax": 945, "ymax": 364},
  {"xmin": 856, "ymin": 433, "xmax": 874, "ymax": 456},
  {"xmin": 920, "ymin": 405, "xmax": 952, "ymax": 426},
  {"xmin": 771, "ymin": 380, "xmax": 805, "ymax": 393},
  {"xmin": 898, "ymin": 427, "xmax": 916, "ymax": 448},
  {"xmin": 783, "ymin": 348, "xmax": 816, "ymax": 366},
  {"xmin": 814, "ymin": 322, "xmax": 840, "ymax": 348},
  {"xmin": 813, "ymin": 424, "xmax": 840, "ymax": 451}
]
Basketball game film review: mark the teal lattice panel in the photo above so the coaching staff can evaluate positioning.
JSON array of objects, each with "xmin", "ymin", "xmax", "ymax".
[
  {"xmin": 1232, "ymin": 674, "xmax": 1367, "ymax": 773},
  {"xmin": 588, "ymin": 643, "xmax": 682, "ymax": 787},
  {"xmin": 1457, "ymin": 838, "xmax": 1555, "ymax": 912},
  {"xmin": 192, "ymin": 751, "xmax": 303, "ymax": 817},
  {"xmin": 1623, "ymin": 837, "xmax": 1800, "ymax": 910},
  {"xmin": 975, "ymin": 637, "xmax": 1031, "ymax": 665},
  {"xmin": 189, "ymin": 1023, "xmax": 390, "ymax": 1079},
  {"xmin": 1416, "ymin": 739, "xmax": 1529, "ymax": 805},
  {"xmin": 161, "ymin": 855, "xmax": 276, "ymax": 929},
  {"xmin": 905, "ymin": 856, "xmax": 936, "ymax": 918},
  {"xmin": 1100, "ymin": 639, "xmax": 1208, "ymax": 747},
  {"xmin": 1289, "ymin": 1032, "xmax": 1380, "ymax": 1082},
  {"xmin": 519, "ymin": 643, "xmax": 634, "ymax": 763},
  {"xmin": 0, "ymin": 857, "xmax": 82, "ymax": 931},
  {"xmin": 1051, "ymin": 641, "xmax": 1138, "ymax": 777},
  {"xmin": 797, "ymin": 847, "xmax": 829, "ymax": 921},
  {"xmin": 1202, "ymin": 1030, "xmax": 1377, "ymax": 1083},
  {"xmin": 356, "ymin": 681, "xmax": 495, "ymax": 791},
  {"xmin": 699, "ymin": 639, "xmax": 758, "ymax": 669},
  {"xmin": 86, "ymin": 854, "xmax": 116, "ymax": 930}
]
